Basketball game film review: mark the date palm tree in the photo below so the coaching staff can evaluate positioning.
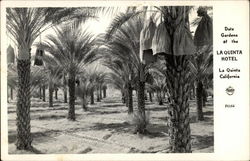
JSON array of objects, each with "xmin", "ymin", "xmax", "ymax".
[
  {"xmin": 38, "ymin": 24, "xmax": 97, "ymax": 121},
  {"xmin": 6, "ymin": 7, "xmax": 98, "ymax": 150},
  {"xmin": 75, "ymin": 71, "xmax": 95, "ymax": 111},
  {"xmin": 103, "ymin": 6, "xmax": 203, "ymax": 152},
  {"xmin": 8, "ymin": 64, "xmax": 47, "ymax": 98},
  {"xmin": 189, "ymin": 45, "xmax": 213, "ymax": 121},
  {"xmin": 104, "ymin": 14, "xmax": 155, "ymax": 133},
  {"xmin": 147, "ymin": 63, "xmax": 168, "ymax": 105},
  {"xmin": 40, "ymin": 54, "xmax": 63, "ymax": 107},
  {"xmin": 102, "ymin": 56, "xmax": 135, "ymax": 113}
]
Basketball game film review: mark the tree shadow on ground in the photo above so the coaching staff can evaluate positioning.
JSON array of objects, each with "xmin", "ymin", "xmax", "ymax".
[
  {"xmin": 29, "ymin": 146, "xmax": 44, "ymax": 154},
  {"xmin": 203, "ymin": 111, "xmax": 213, "ymax": 116},
  {"xmin": 145, "ymin": 123, "xmax": 169, "ymax": 138},
  {"xmin": 8, "ymin": 130, "xmax": 61, "ymax": 144},
  {"xmin": 34, "ymin": 113, "xmax": 81, "ymax": 120},
  {"xmin": 145, "ymin": 102, "xmax": 155, "ymax": 105},
  {"xmin": 37, "ymin": 114, "xmax": 66, "ymax": 120},
  {"xmin": 189, "ymin": 115, "xmax": 213, "ymax": 124},
  {"xmin": 85, "ymin": 110, "xmax": 123, "ymax": 115},
  {"xmin": 146, "ymin": 106, "xmax": 168, "ymax": 112},
  {"xmin": 102, "ymin": 99, "xmax": 122, "ymax": 104},
  {"xmin": 152, "ymin": 116, "xmax": 168, "ymax": 121},
  {"xmin": 205, "ymin": 101, "xmax": 214, "ymax": 106},
  {"xmin": 101, "ymin": 104, "xmax": 125, "ymax": 108},
  {"xmin": 30, "ymin": 103, "xmax": 49, "ymax": 108},
  {"xmin": 191, "ymin": 135, "xmax": 214, "ymax": 150},
  {"xmin": 90, "ymin": 122, "xmax": 132, "ymax": 133},
  {"xmin": 8, "ymin": 106, "xmax": 68, "ymax": 114}
]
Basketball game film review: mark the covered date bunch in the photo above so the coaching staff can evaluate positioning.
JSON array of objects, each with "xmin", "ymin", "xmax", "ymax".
[
  {"xmin": 173, "ymin": 23, "xmax": 195, "ymax": 56},
  {"xmin": 34, "ymin": 48, "xmax": 44, "ymax": 66},
  {"xmin": 152, "ymin": 21, "xmax": 171, "ymax": 56},
  {"xmin": 140, "ymin": 17, "xmax": 156, "ymax": 64},
  {"xmin": 7, "ymin": 45, "xmax": 15, "ymax": 64},
  {"xmin": 194, "ymin": 7, "xmax": 213, "ymax": 47}
]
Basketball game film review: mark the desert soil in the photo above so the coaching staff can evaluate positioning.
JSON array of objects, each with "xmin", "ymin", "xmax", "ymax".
[{"xmin": 7, "ymin": 89, "xmax": 214, "ymax": 154}]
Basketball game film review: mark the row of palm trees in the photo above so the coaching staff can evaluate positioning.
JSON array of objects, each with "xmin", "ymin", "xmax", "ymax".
[
  {"xmin": 95, "ymin": 6, "xmax": 213, "ymax": 152},
  {"xmin": 7, "ymin": 6, "xmax": 213, "ymax": 153},
  {"xmin": 6, "ymin": 7, "xmax": 105, "ymax": 150}
]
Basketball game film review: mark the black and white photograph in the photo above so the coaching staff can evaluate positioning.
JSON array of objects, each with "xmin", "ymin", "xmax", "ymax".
[
  {"xmin": 5, "ymin": 5, "xmax": 214, "ymax": 154},
  {"xmin": 1, "ymin": 1, "xmax": 249, "ymax": 161}
]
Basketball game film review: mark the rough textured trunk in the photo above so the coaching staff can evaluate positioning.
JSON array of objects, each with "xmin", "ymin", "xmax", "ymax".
[
  {"xmin": 193, "ymin": 84, "xmax": 196, "ymax": 100},
  {"xmin": 202, "ymin": 96, "xmax": 206, "ymax": 107},
  {"xmin": 165, "ymin": 55, "xmax": 192, "ymax": 153},
  {"xmin": 16, "ymin": 59, "xmax": 32, "ymax": 150},
  {"xmin": 122, "ymin": 91, "xmax": 125, "ymax": 104},
  {"xmin": 157, "ymin": 92, "xmax": 163, "ymax": 105},
  {"xmin": 144, "ymin": 91, "xmax": 148, "ymax": 100},
  {"xmin": 125, "ymin": 91, "xmax": 129, "ymax": 107},
  {"xmin": 39, "ymin": 87, "xmax": 42, "ymax": 99},
  {"xmin": 99, "ymin": 86, "xmax": 102, "ymax": 100},
  {"xmin": 55, "ymin": 89, "xmax": 58, "ymax": 100},
  {"xmin": 103, "ymin": 88, "xmax": 106, "ymax": 98},
  {"xmin": 63, "ymin": 74, "xmax": 67, "ymax": 103},
  {"xmin": 42, "ymin": 85, "xmax": 46, "ymax": 102},
  {"xmin": 196, "ymin": 81, "xmax": 204, "ymax": 121},
  {"xmin": 128, "ymin": 82, "xmax": 133, "ymax": 114},
  {"xmin": 68, "ymin": 71, "xmax": 76, "ymax": 121},
  {"xmin": 149, "ymin": 92, "xmax": 152, "ymax": 102},
  {"xmin": 90, "ymin": 90, "xmax": 94, "ymax": 104},
  {"xmin": 202, "ymin": 87, "xmax": 207, "ymax": 107},
  {"xmin": 64, "ymin": 87, "xmax": 67, "ymax": 103},
  {"xmin": 136, "ymin": 80, "xmax": 146, "ymax": 134},
  {"xmin": 49, "ymin": 86, "xmax": 53, "ymax": 107},
  {"xmin": 10, "ymin": 87, "xmax": 13, "ymax": 100}
]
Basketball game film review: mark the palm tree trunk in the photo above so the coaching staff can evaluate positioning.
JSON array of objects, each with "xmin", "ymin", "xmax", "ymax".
[
  {"xmin": 63, "ymin": 74, "xmax": 67, "ymax": 103},
  {"xmin": 16, "ymin": 59, "xmax": 32, "ymax": 150},
  {"xmin": 103, "ymin": 88, "xmax": 106, "ymax": 98},
  {"xmin": 68, "ymin": 71, "xmax": 76, "ymax": 121},
  {"xmin": 157, "ymin": 92, "xmax": 163, "ymax": 105},
  {"xmin": 90, "ymin": 90, "xmax": 94, "ymax": 104},
  {"xmin": 196, "ymin": 81, "xmax": 204, "ymax": 121},
  {"xmin": 49, "ymin": 85, "xmax": 53, "ymax": 107},
  {"xmin": 10, "ymin": 87, "xmax": 13, "ymax": 100},
  {"xmin": 125, "ymin": 91, "xmax": 129, "ymax": 107},
  {"xmin": 136, "ymin": 79, "xmax": 146, "ymax": 134},
  {"xmin": 99, "ymin": 86, "xmax": 102, "ymax": 100},
  {"xmin": 128, "ymin": 82, "xmax": 133, "ymax": 114},
  {"xmin": 55, "ymin": 89, "xmax": 58, "ymax": 100},
  {"xmin": 202, "ymin": 87, "xmax": 207, "ymax": 107},
  {"xmin": 39, "ymin": 86, "xmax": 42, "ymax": 99},
  {"xmin": 121, "ymin": 91, "xmax": 125, "ymax": 104},
  {"xmin": 64, "ymin": 87, "xmax": 67, "ymax": 103},
  {"xmin": 193, "ymin": 84, "xmax": 196, "ymax": 99},
  {"xmin": 165, "ymin": 55, "xmax": 192, "ymax": 153},
  {"xmin": 42, "ymin": 85, "xmax": 46, "ymax": 102},
  {"xmin": 149, "ymin": 92, "xmax": 152, "ymax": 102}
]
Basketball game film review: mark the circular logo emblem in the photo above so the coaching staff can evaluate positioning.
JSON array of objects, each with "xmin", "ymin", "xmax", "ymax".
[{"xmin": 226, "ymin": 86, "xmax": 235, "ymax": 95}]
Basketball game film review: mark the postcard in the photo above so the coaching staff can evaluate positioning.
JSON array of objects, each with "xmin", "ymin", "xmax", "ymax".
[{"xmin": 1, "ymin": 0, "xmax": 249, "ymax": 161}]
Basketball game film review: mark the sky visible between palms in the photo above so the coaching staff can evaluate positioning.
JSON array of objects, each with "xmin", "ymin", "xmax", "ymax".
[{"xmin": 7, "ymin": 6, "xmax": 201, "ymax": 72}]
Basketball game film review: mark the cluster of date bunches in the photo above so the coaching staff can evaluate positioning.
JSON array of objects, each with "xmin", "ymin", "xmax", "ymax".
[{"xmin": 140, "ymin": 7, "xmax": 212, "ymax": 65}]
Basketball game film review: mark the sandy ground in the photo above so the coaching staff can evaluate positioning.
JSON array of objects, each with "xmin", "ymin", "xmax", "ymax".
[{"xmin": 7, "ymin": 89, "xmax": 214, "ymax": 154}]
